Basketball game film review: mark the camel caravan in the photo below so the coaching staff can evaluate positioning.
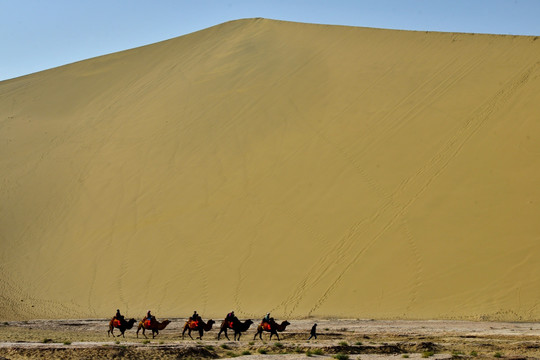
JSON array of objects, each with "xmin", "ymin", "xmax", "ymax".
[{"xmin": 108, "ymin": 309, "xmax": 294, "ymax": 340}]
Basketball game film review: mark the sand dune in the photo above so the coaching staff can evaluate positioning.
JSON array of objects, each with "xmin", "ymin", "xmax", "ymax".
[{"xmin": 1, "ymin": 18, "xmax": 540, "ymax": 321}]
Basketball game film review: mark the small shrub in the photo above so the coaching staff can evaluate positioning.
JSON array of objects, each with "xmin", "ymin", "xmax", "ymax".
[
  {"xmin": 355, "ymin": 341, "xmax": 362, "ymax": 346},
  {"xmin": 115, "ymin": 340, "xmax": 120, "ymax": 345},
  {"xmin": 226, "ymin": 351, "xmax": 238, "ymax": 357},
  {"xmin": 63, "ymin": 341, "xmax": 71, "ymax": 345},
  {"xmin": 294, "ymin": 347, "xmax": 303, "ymax": 353},
  {"xmin": 312, "ymin": 348, "xmax": 324, "ymax": 355},
  {"xmin": 494, "ymin": 353, "xmax": 503, "ymax": 358},
  {"xmin": 334, "ymin": 354, "xmax": 350, "ymax": 360},
  {"xmin": 220, "ymin": 344, "xmax": 230, "ymax": 350},
  {"xmin": 159, "ymin": 340, "xmax": 164, "ymax": 344},
  {"xmin": 241, "ymin": 350, "xmax": 251, "ymax": 355},
  {"xmin": 204, "ymin": 345, "xmax": 214, "ymax": 350},
  {"xmin": 306, "ymin": 350, "xmax": 313, "ymax": 357},
  {"xmin": 402, "ymin": 355, "xmax": 409, "ymax": 358},
  {"xmin": 3, "ymin": 322, "xmax": 8, "ymax": 326},
  {"xmin": 143, "ymin": 339, "xmax": 150, "ymax": 344},
  {"xmin": 42, "ymin": 338, "xmax": 53, "ymax": 343},
  {"xmin": 248, "ymin": 341, "xmax": 255, "ymax": 345},
  {"xmin": 470, "ymin": 350, "xmax": 478, "ymax": 357},
  {"xmin": 338, "ymin": 341, "xmax": 348, "ymax": 346},
  {"xmin": 274, "ymin": 342, "xmax": 284, "ymax": 348},
  {"xmin": 422, "ymin": 351, "xmax": 434, "ymax": 358},
  {"xmin": 257, "ymin": 348, "xmax": 267, "ymax": 354},
  {"xmin": 324, "ymin": 328, "xmax": 329, "ymax": 331}
]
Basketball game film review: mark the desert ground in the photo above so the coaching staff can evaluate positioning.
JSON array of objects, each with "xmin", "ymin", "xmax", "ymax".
[{"xmin": 1, "ymin": 318, "xmax": 540, "ymax": 359}]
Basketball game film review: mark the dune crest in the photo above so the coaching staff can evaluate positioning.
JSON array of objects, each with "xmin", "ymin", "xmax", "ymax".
[{"xmin": 1, "ymin": 18, "xmax": 540, "ymax": 321}]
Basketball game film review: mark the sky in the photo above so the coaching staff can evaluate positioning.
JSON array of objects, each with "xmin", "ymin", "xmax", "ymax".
[{"xmin": 1, "ymin": 0, "xmax": 540, "ymax": 81}]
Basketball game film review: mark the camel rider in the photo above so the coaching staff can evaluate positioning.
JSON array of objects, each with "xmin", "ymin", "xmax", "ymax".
[
  {"xmin": 115, "ymin": 309, "xmax": 124, "ymax": 322},
  {"xmin": 146, "ymin": 310, "xmax": 154, "ymax": 322},
  {"xmin": 262, "ymin": 313, "xmax": 271, "ymax": 324},
  {"xmin": 226, "ymin": 311, "xmax": 235, "ymax": 327},
  {"xmin": 190, "ymin": 311, "xmax": 200, "ymax": 323}
]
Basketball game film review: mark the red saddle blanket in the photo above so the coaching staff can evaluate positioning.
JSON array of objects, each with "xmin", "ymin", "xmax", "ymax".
[
  {"xmin": 227, "ymin": 321, "xmax": 234, "ymax": 329},
  {"xmin": 261, "ymin": 322, "xmax": 272, "ymax": 331},
  {"xmin": 113, "ymin": 319, "xmax": 122, "ymax": 328},
  {"xmin": 144, "ymin": 319, "xmax": 152, "ymax": 328},
  {"xmin": 188, "ymin": 320, "xmax": 199, "ymax": 329}
]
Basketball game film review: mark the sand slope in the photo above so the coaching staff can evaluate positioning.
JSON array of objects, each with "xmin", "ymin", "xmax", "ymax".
[{"xmin": 1, "ymin": 18, "xmax": 540, "ymax": 321}]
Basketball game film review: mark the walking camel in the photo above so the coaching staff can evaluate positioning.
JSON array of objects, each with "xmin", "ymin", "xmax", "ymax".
[
  {"xmin": 253, "ymin": 320, "xmax": 290, "ymax": 341},
  {"xmin": 182, "ymin": 318, "xmax": 215, "ymax": 340},
  {"xmin": 136, "ymin": 318, "xmax": 171, "ymax": 339},
  {"xmin": 217, "ymin": 318, "xmax": 254, "ymax": 341},
  {"xmin": 107, "ymin": 317, "xmax": 137, "ymax": 338}
]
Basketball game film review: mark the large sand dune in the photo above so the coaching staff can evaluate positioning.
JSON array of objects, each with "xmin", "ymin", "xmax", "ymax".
[{"xmin": 1, "ymin": 18, "xmax": 540, "ymax": 321}]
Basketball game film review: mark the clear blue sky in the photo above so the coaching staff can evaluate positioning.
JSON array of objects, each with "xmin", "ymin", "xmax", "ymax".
[{"xmin": 1, "ymin": 0, "xmax": 540, "ymax": 81}]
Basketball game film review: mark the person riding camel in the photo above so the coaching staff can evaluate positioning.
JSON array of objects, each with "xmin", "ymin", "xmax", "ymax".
[
  {"xmin": 115, "ymin": 309, "xmax": 124, "ymax": 322},
  {"xmin": 145, "ymin": 310, "xmax": 154, "ymax": 324},
  {"xmin": 261, "ymin": 312, "xmax": 272, "ymax": 331},
  {"xmin": 190, "ymin": 311, "xmax": 201, "ymax": 325},
  {"xmin": 225, "ymin": 311, "xmax": 236, "ymax": 328}
]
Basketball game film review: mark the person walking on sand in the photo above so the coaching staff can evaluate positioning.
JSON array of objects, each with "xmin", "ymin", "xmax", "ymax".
[{"xmin": 308, "ymin": 323, "xmax": 317, "ymax": 340}]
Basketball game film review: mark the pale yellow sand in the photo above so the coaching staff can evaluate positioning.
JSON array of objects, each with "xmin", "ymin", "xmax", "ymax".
[{"xmin": 1, "ymin": 18, "xmax": 540, "ymax": 321}]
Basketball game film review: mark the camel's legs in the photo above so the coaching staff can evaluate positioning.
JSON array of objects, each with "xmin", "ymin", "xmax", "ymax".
[{"xmin": 218, "ymin": 329, "xmax": 230, "ymax": 341}]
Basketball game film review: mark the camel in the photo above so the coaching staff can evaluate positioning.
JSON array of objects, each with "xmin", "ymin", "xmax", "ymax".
[
  {"xmin": 253, "ymin": 320, "xmax": 290, "ymax": 341},
  {"xmin": 107, "ymin": 317, "xmax": 137, "ymax": 338},
  {"xmin": 136, "ymin": 318, "xmax": 171, "ymax": 339},
  {"xmin": 217, "ymin": 318, "xmax": 254, "ymax": 341},
  {"xmin": 182, "ymin": 318, "xmax": 215, "ymax": 340}
]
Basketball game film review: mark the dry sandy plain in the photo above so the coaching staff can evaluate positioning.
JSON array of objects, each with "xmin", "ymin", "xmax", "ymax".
[
  {"xmin": 2, "ymin": 17, "xmax": 540, "ymax": 358},
  {"xmin": 2, "ymin": 318, "xmax": 540, "ymax": 359}
]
